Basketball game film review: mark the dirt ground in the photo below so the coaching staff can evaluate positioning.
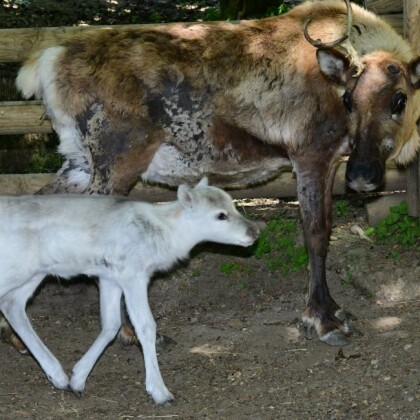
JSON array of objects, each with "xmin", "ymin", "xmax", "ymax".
[{"xmin": 0, "ymin": 195, "xmax": 419, "ymax": 419}]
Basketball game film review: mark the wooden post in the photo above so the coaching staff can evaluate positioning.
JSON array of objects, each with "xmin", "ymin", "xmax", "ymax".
[{"xmin": 404, "ymin": 0, "xmax": 420, "ymax": 216}]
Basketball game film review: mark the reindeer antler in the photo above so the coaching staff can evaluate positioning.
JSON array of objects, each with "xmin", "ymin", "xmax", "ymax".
[{"xmin": 303, "ymin": 0, "xmax": 364, "ymax": 77}]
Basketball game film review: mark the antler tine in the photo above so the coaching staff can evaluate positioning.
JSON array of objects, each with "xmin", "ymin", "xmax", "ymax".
[
  {"xmin": 303, "ymin": 0, "xmax": 353, "ymax": 50},
  {"xmin": 303, "ymin": 14, "xmax": 348, "ymax": 49}
]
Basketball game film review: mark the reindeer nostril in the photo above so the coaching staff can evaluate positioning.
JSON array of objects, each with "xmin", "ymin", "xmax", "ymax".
[{"xmin": 382, "ymin": 138, "xmax": 395, "ymax": 156}]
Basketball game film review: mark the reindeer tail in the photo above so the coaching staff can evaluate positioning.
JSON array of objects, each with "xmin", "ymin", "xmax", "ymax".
[{"xmin": 15, "ymin": 50, "xmax": 45, "ymax": 99}]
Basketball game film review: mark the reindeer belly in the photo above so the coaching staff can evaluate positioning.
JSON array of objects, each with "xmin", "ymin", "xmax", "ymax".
[
  {"xmin": 141, "ymin": 143, "xmax": 291, "ymax": 188},
  {"xmin": 143, "ymin": 88, "xmax": 291, "ymax": 188}
]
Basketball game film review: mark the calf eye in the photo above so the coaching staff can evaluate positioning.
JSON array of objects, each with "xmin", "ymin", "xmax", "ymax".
[
  {"xmin": 391, "ymin": 92, "xmax": 407, "ymax": 115},
  {"xmin": 216, "ymin": 212, "xmax": 228, "ymax": 221},
  {"xmin": 342, "ymin": 91, "xmax": 352, "ymax": 112}
]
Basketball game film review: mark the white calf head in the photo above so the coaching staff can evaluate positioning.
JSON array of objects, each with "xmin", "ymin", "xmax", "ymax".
[{"xmin": 177, "ymin": 178, "xmax": 262, "ymax": 247}]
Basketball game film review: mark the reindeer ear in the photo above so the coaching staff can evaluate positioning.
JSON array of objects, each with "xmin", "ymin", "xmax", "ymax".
[
  {"xmin": 177, "ymin": 184, "xmax": 195, "ymax": 208},
  {"xmin": 195, "ymin": 177, "xmax": 209, "ymax": 188},
  {"xmin": 317, "ymin": 48, "xmax": 350, "ymax": 86},
  {"xmin": 409, "ymin": 57, "xmax": 420, "ymax": 89}
]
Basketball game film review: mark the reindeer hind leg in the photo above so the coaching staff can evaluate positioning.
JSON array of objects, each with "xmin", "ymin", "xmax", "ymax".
[{"xmin": 0, "ymin": 313, "xmax": 28, "ymax": 354}]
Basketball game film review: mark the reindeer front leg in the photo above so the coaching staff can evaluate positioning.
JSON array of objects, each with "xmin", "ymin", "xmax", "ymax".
[{"xmin": 294, "ymin": 160, "xmax": 350, "ymax": 346}]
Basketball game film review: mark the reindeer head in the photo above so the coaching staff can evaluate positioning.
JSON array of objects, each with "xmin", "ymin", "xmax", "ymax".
[
  {"xmin": 317, "ymin": 49, "xmax": 420, "ymax": 192},
  {"xmin": 305, "ymin": 0, "xmax": 420, "ymax": 192}
]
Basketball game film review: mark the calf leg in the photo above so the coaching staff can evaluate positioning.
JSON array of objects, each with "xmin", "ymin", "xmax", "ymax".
[
  {"xmin": 70, "ymin": 279, "xmax": 122, "ymax": 395},
  {"xmin": 1, "ymin": 277, "xmax": 69, "ymax": 389},
  {"xmin": 294, "ymin": 161, "xmax": 350, "ymax": 346},
  {"xmin": 122, "ymin": 278, "xmax": 174, "ymax": 405}
]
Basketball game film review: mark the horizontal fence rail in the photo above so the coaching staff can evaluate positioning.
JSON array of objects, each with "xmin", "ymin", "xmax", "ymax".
[
  {"xmin": 0, "ymin": 101, "xmax": 52, "ymax": 135},
  {"xmin": 0, "ymin": 160, "xmax": 407, "ymax": 201}
]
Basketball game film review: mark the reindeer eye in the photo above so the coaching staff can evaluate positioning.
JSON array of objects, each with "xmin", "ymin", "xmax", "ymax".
[
  {"xmin": 342, "ymin": 91, "xmax": 352, "ymax": 112},
  {"xmin": 391, "ymin": 92, "xmax": 407, "ymax": 115},
  {"xmin": 387, "ymin": 64, "xmax": 400, "ymax": 74},
  {"xmin": 216, "ymin": 212, "xmax": 228, "ymax": 221}
]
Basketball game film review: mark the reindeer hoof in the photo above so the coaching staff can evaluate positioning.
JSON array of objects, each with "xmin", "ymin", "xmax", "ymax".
[
  {"xmin": 0, "ymin": 326, "xmax": 29, "ymax": 354},
  {"xmin": 335, "ymin": 309, "xmax": 357, "ymax": 322},
  {"xmin": 118, "ymin": 327, "xmax": 176, "ymax": 350},
  {"xmin": 10, "ymin": 334, "xmax": 29, "ymax": 354},
  {"xmin": 320, "ymin": 329, "xmax": 351, "ymax": 346},
  {"xmin": 300, "ymin": 323, "xmax": 314, "ymax": 340},
  {"xmin": 118, "ymin": 325, "xmax": 138, "ymax": 347}
]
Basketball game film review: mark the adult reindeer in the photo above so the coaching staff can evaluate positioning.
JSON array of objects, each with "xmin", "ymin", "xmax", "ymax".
[{"xmin": 14, "ymin": 0, "xmax": 420, "ymax": 346}]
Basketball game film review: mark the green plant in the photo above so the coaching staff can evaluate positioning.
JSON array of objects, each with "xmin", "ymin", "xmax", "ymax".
[
  {"xmin": 148, "ymin": 11, "xmax": 163, "ymax": 22},
  {"xmin": 220, "ymin": 262, "xmax": 241, "ymax": 274},
  {"xmin": 388, "ymin": 250, "xmax": 401, "ymax": 260},
  {"xmin": 263, "ymin": 3, "xmax": 291, "ymax": 17},
  {"xmin": 334, "ymin": 199, "xmax": 350, "ymax": 217},
  {"xmin": 343, "ymin": 270, "xmax": 353, "ymax": 286},
  {"xmin": 27, "ymin": 151, "xmax": 63, "ymax": 174},
  {"xmin": 364, "ymin": 201, "xmax": 420, "ymax": 246},
  {"xmin": 203, "ymin": 7, "xmax": 221, "ymax": 21},
  {"xmin": 251, "ymin": 215, "xmax": 308, "ymax": 275}
]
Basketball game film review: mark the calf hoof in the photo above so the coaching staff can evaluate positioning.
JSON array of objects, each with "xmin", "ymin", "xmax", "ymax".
[
  {"xmin": 71, "ymin": 389, "xmax": 84, "ymax": 398},
  {"xmin": 69, "ymin": 381, "xmax": 85, "ymax": 398},
  {"xmin": 49, "ymin": 373, "xmax": 70, "ymax": 391},
  {"xmin": 148, "ymin": 387, "xmax": 175, "ymax": 405},
  {"xmin": 69, "ymin": 374, "xmax": 87, "ymax": 396}
]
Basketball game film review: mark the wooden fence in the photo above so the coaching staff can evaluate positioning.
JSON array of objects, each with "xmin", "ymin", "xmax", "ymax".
[{"xmin": 0, "ymin": 0, "xmax": 417, "ymax": 206}]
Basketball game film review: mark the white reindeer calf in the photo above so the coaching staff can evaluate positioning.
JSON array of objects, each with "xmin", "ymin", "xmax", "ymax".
[{"xmin": 0, "ymin": 178, "xmax": 261, "ymax": 404}]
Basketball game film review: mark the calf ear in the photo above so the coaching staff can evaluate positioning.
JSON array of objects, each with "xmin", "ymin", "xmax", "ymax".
[
  {"xmin": 317, "ymin": 48, "xmax": 350, "ymax": 86},
  {"xmin": 195, "ymin": 177, "xmax": 209, "ymax": 188},
  {"xmin": 177, "ymin": 184, "xmax": 195, "ymax": 208},
  {"xmin": 409, "ymin": 57, "xmax": 420, "ymax": 89}
]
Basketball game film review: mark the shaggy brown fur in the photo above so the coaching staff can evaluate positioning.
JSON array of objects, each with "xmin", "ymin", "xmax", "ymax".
[{"xmin": 15, "ymin": 0, "xmax": 420, "ymax": 346}]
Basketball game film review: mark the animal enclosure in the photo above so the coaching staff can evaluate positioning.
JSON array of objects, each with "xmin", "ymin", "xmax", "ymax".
[{"xmin": 0, "ymin": 1, "xmax": 419, "ymax": 417}]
